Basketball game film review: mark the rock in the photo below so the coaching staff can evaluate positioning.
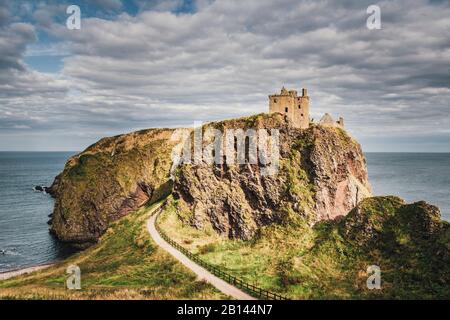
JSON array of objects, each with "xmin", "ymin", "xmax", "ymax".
[
  {"xmin": 342, "ymin": 196, "xmax": 448, "ymax": 248},
  {"xmin": 173, "ymin": 113, "xmax": 372, "ymax": 240},
  {"xmin": 338, "ymin": 196, "xmax": 450, "ymax": 288},
  {"xmin": 49, "ymin": 128, "xmax": 176, "ymax": 248},
  {"xmin": 49, "ymin": 113, "xmax": 371, "ymax": 246},
  {"xmin": 34, "ymin": 185, "xmax": 50, "ymax": 193}
]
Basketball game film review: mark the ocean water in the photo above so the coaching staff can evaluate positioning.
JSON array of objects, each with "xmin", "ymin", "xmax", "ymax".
[
  {"xmin": 366, "ymin": 153, "xmax": 450, "ymax": 221},
  {"xmin": 0, "ymin": 152, "xmax": 448, "ymax": 273},
  {"xmin": 0, "ymin": 152, "xmax": 78, "ymax": 273}
]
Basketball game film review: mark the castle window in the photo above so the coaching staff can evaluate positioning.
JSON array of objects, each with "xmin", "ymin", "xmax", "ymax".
[
  {"xmin": 285, "ymin": 107, "xmax": 288, "ymax": 112},
  {"xmin": 301, "ymin": 113, "xmax": 304, "ymax": 116},
  {"xmin": 274, "ymin": 99, "xmax": 277, "ymax": 103},
  {"xmin": 298, "ymin": 105, "xmax": 301, "ymax": 109}
]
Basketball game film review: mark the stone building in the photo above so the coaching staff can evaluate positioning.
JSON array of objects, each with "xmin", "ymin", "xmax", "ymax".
[
  {"xmin": 268, "ymin": 87, "xmax": 310, "ymax": 129},
  {"xmin": 319, "ymin": 113, "xmax": 344, "ymax": 128}
]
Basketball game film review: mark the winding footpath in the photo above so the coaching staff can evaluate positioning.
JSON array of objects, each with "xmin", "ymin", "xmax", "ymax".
[
  {"xmin": 2, "ymin": 203, "xmax": 255, "ymax": 299},
  {"xmin": 147, "ymin": 210, "xmax": 255, "ymax": 300}
]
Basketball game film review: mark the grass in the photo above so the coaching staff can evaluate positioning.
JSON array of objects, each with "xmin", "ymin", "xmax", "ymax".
[
  {"xmin": 158, "ymin": 196, "xmax": 450, "ymax": 299},
  {"xmin": 158, "ymin": 197, "xmax": 318, "ymax": 298},
  {"xmin": 0, "ymin": 200, "xmax": 227, "ymax": 300},
  {"xmin": 2, "ymin": 196, "xmax": 447, "ymax": 299}
]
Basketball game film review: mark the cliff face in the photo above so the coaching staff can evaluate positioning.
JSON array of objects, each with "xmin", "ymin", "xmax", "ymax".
[
  {"xmin": 49, "ymin": 129, "xmax": 175, "ymax": 247},
  {"xmin": 49, "ymin": 113, "xmax": 371, "ymax": 246},
  {"xmin": 173, "ymin": 113, "xmax": 372, "ymax": 240},
  {"xmin": 45, "ymin": 112, "xmax": 449, "ymax": 297}
]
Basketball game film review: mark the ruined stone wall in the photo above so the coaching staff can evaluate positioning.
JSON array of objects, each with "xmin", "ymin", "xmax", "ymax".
[
  {"xmin": 295, "ymin": 96, "xmax": 310, "ymax": 129},
  {"xmin": 268, "ymin": 88, "xmax": 309, "ymax": 129},
  {"xmin": 269, "ymin": 94, "xmax": 295, "ymax": 117}
]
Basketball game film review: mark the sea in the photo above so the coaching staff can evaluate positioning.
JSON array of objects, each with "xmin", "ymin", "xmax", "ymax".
[
  {"xmin": 0, "ymin": 152, "xmax": 78, "ymax": 273},
  {"xmin": 0, "ymin": 152, "xmax": 449, "ymax": 273}
]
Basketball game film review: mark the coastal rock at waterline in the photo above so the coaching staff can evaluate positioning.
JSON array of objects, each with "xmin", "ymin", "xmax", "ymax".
[
  {"xmin": 34, "ymin": 185, "xmax": 50, "ymax": 193},
  {"xmin": 49, "ymin": 129, "xmax": 176, "ymax": 248}
]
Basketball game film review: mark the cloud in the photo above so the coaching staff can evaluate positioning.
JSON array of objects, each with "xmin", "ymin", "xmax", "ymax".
[
  {"xmin": 0, "ymin": 11, "xmax": 69, "ymax": 143},
  {"xmin": 0, "ymin": 7, "xmax": 11, "ymax": 26},
  {"xmin": 0, "ymin": 0, "xmax": 449, "ymax": 151},
  {"xmin": 32, "ymin": 3, "xmax": 68, "ymax": 28},
  {"xmin": 91, "ymin": 0, "xmax": 123, "ymax": 11},
  {"xmin": 0, "ymin": 22, "xmax": 36, "ymax": 71}
]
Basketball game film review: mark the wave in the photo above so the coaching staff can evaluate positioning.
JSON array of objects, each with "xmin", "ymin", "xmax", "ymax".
[{"xmin": 0, "ymin": 248, "xmax": 20, "ymax": 256}]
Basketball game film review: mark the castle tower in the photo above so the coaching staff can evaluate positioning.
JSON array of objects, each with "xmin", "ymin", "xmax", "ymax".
[{"xmin": 268, "ymin": 87, "xmax": 310, "ymax": 129}]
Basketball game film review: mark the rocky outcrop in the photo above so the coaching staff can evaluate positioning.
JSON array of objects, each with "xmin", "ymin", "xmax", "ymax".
[
  {"xmin": 49, "ymin": 129, "xmax": 176, "ymax": 248},
  {"xmin": 34, "ymin": 185, "xmax": 51, "ymax": 193},
  {"xmin": 49, "ymin": 113, "xmax": 371, "ymax": 246},
  {"xmin": 45, "ymin": 112, "xmax": 449, "ymax": 297},
  {"xmin": 173, "ymin": 113, "xmax": 372, "ymax": 240},
  {"xmin": 309, "ymin": 126, "xmax": 372, "ymax": 220},
  {"xmin": 339, "ymin": 196, "xmax": 450, "ymax": 291},
  {"xmin": 342, "ymin": 196, "xmax": 448, "ymax": 250}
]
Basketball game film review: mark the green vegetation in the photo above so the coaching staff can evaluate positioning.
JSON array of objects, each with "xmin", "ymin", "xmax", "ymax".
[
  {"xmin": 4, "ymin": 113, "xmax": 447, "ymax": 300},
  {"xmin": 281, "ymin": 147, "xmax": 315, "ymax": 219},
  {"xmin": 158, "ymin": 196, "xmax": 450, "ymax": 299},
  {"xmin": 50, "ymin": 128, "xmax": 175, "ymax": 245},
  {"xmin": 0, "ymin": 201, "xmax": 227, "ymax": 300},
  {"xmin": 207, "ymin": 112, "xmax": 287, "ymax": 132}
]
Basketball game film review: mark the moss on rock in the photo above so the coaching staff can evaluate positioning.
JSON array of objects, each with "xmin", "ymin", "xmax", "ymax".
[
  {"xmin": 173, "ymin": 113, "xmax": 372, "ymax": 240},
  {"xmin": 49, "ymin": 129, "xmax": 176, "ymax": 247}
]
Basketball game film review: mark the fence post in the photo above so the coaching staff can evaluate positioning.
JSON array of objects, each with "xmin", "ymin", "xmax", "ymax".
[{"xmin": 154, "ymin": 208, "xmax": 289, "ymax": 301}]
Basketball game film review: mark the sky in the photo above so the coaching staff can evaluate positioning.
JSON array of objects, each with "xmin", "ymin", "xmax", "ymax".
[{"xmin": 0, "ymin": 0, "xmax": 449, "ymax": 152}]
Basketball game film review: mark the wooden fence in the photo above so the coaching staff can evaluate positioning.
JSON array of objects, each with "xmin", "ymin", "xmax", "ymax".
[{"xmin": 153, "ymin": 208, "xmax": 288, "ymax": 300}]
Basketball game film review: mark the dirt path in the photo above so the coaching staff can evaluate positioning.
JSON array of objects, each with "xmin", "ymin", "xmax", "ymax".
[
  {"xmin": 0, "ymin": 264, "xmax": 54, "ymax": 281},
  {"xmin": 147, "ymin": 212, "xmax": 256, "ymax": 300}
]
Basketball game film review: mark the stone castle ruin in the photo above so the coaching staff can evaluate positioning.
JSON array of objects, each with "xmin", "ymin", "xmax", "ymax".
[
  {"xmin": 268, "ymin": 87, "xmax": 344, "ymax": 129},
  {"xmin": 269, "ymin": 87, "xmax": 310, "ymax": 129},
  {"xmin": 318, "ymin": 113, "xmax": 344, "ymax": 129}
]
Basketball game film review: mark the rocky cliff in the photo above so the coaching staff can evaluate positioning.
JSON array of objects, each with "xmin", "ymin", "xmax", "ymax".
[
  {"xmin": 49, "ymin": 128, "xmax": 175, "ymax": 247},
  {"xmin": 44, "ymin": 112, "xmax": 449, "ymax": 297},
  {"xmin": 49, "ymin": 113, "xmax": 371, "ymax": 246},
  {"xmin": 173, "ymin": 113, "xmax": 372, "ymax": 240}
]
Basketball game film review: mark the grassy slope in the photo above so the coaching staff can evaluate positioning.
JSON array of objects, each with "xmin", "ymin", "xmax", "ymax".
[
  {"xmin": 0, "ymin": 201, "xmax": 227, "ymax": 300},
  {"xmin": 158, "ymin": 196, "xmax": 450, "ymax": 299}
]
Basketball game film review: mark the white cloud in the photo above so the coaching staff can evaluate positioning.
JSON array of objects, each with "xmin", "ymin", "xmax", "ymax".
[{"xmin": 0, "ymin": 0, "xmax": 449, "ymax": 151}]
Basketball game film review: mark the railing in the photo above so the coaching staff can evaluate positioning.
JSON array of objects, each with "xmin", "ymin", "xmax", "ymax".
[{"xmin": 153, "ymin": 207, "xmax": 289, "ymax": 300}]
